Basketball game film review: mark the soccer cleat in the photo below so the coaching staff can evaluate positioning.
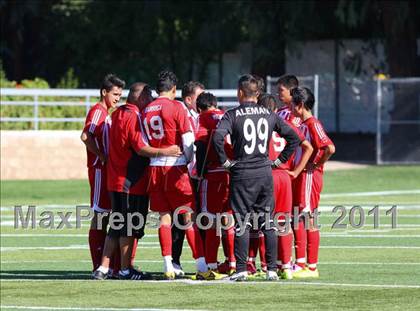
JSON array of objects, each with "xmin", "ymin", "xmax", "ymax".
[
  {"xmin": 266, "ymin": 270, "xmax": 279, "ymax": 281},
  {"xmin": 173, "ymin": 263, "xmax": 185, "ymax": 277},
  {"xmin": 278, "ymin": 268, "xmax": 293, "ymax": 280},
  {"xmin": 196, "ymin": 270, "xmax": 227, "ymax": 281},
  {"xmin": 292, "ymin": 268, "xmax": 319, "ymax": 279},
  {"xmin": 292, "ymin": 263, "xmax": 305, "ymax": 273},
  {"xmin": 164, "ymin": 271, "xmax": 176, "ymax": 280},
  {"xmin": 217, "ymin": 260, "xmax": 230, "ymax": 274},
  {"xmin": 229, "ymin": 271, "xmax": 248, "ymax": 282},
  {"xmin": 92, "ymin": 269, "xmax": 107, "ymax": 280},
  {"xmin": 118, "ymin": 268, "xmax": 152, "ymax": 281}
]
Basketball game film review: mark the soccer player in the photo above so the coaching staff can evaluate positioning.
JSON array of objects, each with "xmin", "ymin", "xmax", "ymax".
[
  {"xmin": 258, "ymin": 93, "xmax": 313, "ymax": 279},
  {"xmin": 290, "ymin": 87, "xmax": 335, "ymax": 278},
  {"xmin": 171, "ymin": 81, "xmax": 205, "ymax": 276},
  {"xmin": 142, "ymin": 71, "xmax": 207, "ymax": 280},
  {"xmin": 194, "ymin": 92, "xmax": 235, "ymax": 280},
  {"xmin": 213, "ymin": 74, "xmax": 301, "ymax": 281},
  {"xmin": 81, "ymin": 74, "xmax": 125, "ymax": 271},
  {"xmin": 92, "ymin": 82, "xmax": 182, "ymax": 280},
  {"xmin": 276, "ymin": 74, "xmax": 301, "ymax": 127}
]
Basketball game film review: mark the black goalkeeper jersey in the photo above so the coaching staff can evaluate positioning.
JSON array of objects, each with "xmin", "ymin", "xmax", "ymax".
[{"xmin": 213, "ymin": 102, "xmax": 301, "ymax": 178}]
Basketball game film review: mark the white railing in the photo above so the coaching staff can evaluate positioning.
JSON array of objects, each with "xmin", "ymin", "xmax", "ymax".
[{"xmin": 0, "ymin": 88, "xmax": 239, "ymax": 130}]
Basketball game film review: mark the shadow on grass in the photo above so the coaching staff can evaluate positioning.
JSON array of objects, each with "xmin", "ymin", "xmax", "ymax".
[{"xmin": 0, "ymin": 270, "xmax": 197, "ymax": 281}]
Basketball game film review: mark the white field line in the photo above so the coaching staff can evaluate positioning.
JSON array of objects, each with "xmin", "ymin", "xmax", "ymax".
[
  {"xmin": 0, "ymin": 306, "xmax": 208, "ymax": 311},
  {"xmin": 1, "ymin": 259, "xmax": 420, "ymax": 266},
  {"xmin": 0, "ymin": 280, "xmax": 419, "ymax": 289},
  {"xmin": 321, "ymin": 190, "xmax": 420, "ymax": 198},
  {"xmin": 1, "ymin": 233, "xmax": 420, "ymax": 238},
  {"xmin": 2, "ymin": 245, "xmax": 420, "ymax": 252}
]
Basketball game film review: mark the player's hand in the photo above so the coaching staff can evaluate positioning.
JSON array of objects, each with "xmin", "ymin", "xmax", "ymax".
[
  {"xmin": 163, "ymin": 145, "xmax": 182, "ymax": 157},
  {"xmin": 305, "ymin": 163, "xmax": 318, "ymax": 172},
  {"xmin": 222, "ymin": 159, "xmax": 237, "ymax": 172},
  {"xmin": 286, "ymin": 170, "xmax": 298, "ymax": 179}
]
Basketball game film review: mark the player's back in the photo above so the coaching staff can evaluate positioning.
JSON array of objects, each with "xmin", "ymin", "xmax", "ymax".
[{"xmin": 142, "ymin": 97, "xmax": 191, "ymax": 166}]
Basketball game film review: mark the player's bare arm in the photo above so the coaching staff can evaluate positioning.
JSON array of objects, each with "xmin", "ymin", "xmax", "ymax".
[
  {"xmin": 287, "ymin": 139, "xmax": 313, "ymax": 178},
  {"xmin": 137, "ymin": 145, "xmax": 182, "ymax": 158},
  {"xmin": 306, "ymin": 143, "xmax": 335, "ymax": 171},
  {"xmin": 80, "ymin": 131, "xmax": 106, "ymax": 163}
]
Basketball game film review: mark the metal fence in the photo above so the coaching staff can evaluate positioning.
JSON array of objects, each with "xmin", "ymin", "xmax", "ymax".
[
  {"xmin": 376, "ymin": 78, "xmax": 420, "ymax": 164},
  {"xmin": 0, "ymin": 88, "xmax": 239, "ymax": 130}
]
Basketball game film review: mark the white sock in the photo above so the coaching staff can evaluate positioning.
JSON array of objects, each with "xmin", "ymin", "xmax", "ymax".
[
  {"xmin": 173, "ymin": 263, "xmax": 182, "ymax": 270},
  {"xmin": 208, "ymin": 263, "xmax": 218, "ymax": 270},
  {"xmin": 196, "ymin": 257, "xmax": 207, "ymax": 273},
  {"xmin": 282, "ymin": 263, "xmax": 291, "ymax": 269},
  {"xmin": 97, "ymin": 265, "xmax": 109, "ymax": 274},
  {"xmin": 163, "ymin": 255, "xmax": 174, "ymax": 273},
  {"xmin": 308, "ymin": 263, "xmax": 317, "ymax": 269},
  {"xmin": 229, "ymin": 261, "xmax": 236, "ymax": 268}
]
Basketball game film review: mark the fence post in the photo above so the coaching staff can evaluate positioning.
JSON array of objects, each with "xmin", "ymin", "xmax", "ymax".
[
  {"xmin": 314, "ymin": 74, "xmax": 319, "ymax": 119},
  {"xmin": 85, "ymin": 95, "xmax": 90, "ymax": 115},
  {"xmin": 376, "ymin": 79, "xmax": 382, "ymax": 165},
  {"xmin": 34, "ymin": 95, "xmax": 39, "ymax": 130}
]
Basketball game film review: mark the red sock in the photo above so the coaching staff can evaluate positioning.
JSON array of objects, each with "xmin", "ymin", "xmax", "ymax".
[
  {"xmin": 110, "ymin": 249, "xmax": 121, "ymax": 274},
  {"xmin": 185, "ymin": 224, "xmax": 204, "ymax": 259},
  {"xmin": 293, "ymin": 220, "xmax": 307, "ymax": 264},
  {"xmin": 205, "ymin": 228, "xmax": 220, "ymax": 265},
  {"xmin": 307, "ymin": 229, "xmax": 320, "ymax": 269},
  {"xmin": 88, "ymin": 229, "xmax": 106, "ymax": 271},
  {"xmin": 278, "ymin": 231, "xmax": 293, "ymax": 267},
  {"xmin": 225, "ymin": 227, "xmax": 235, "ymax": 263},
  {"xmin": 158, "ymin": 224, "xmax": 172, "ymax": 257},
  {"xmin": 131, "ymin": 238, "xmax": 138, "ymax": 267},
  {"xmin": 258, "ymin": 232, "xmax": 266, "ymax": 267},
  {"xmin": 248, "ymin": 230, "xmax": 259, "ymax": 259}
]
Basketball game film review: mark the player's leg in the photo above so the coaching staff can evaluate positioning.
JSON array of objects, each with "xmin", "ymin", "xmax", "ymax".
[
  {"xmin": 292, "ymin": 172, "xmax": 308, "ymax": 272},
  {"xmin": 273, "ymin": 170, "xmax": 293, "ymax": 279},
  {"xmin": 88, "ymin": 167, "xmax": 110, "ymax": 271},
  {"xmin": 171, "ymin": 213, "xmax": 185, "ymax": 275},
  {"xmin": 118, "ymin": 193, "xmax": 151, "ymax": 280},
  {"xmin": 220, "ymin": 213, "xmax": 236, "ymax": 275},
  {"xmin": 258, "ymin": 231, "xmax": 267, "ymax": 272},
  {"xmin": 229, "ymin": 177, "xmax": 256, "ymax": 281},
  {"xmin": 253, "ymin": 172, "xmax": 278, "ymax": 281},
  {"xmin": 247, "ymin": 230, "xmax": 259, "ymax": 274}
]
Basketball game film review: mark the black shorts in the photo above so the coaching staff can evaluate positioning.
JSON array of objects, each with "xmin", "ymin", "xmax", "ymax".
[
  {"xmin": 107, "ymin": 192, "xmax": 149, "ymax": 239},
  {"xmin": 229, "ymin": 167, "xmax": 274, "ymax": 230}
]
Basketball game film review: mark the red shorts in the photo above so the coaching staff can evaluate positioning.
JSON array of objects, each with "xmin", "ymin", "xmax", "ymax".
[
  {"xmin": 293, "ymin": 169, "xmax": 323, "ymax": 213},
  {"xmin": 272, "ymin": 169, "xmax": 292, "ymax": 220},
  {"xmin": 147, "ymin": 165, "xmax": 195, "ymax": 214},
  {"xmin": 88, "ymin": 166, "xmax": 111, "ymax": 212},
  {"xmin": 200, "ymin": 172, "xmax": 231, "ymax": 215}
]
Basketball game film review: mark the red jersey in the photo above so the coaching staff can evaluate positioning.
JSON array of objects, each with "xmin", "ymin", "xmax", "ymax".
[
  {"xmin": 107, "ymin": 103, "xmax": 149, "ymax": 195},
  {"xmin": 142, "ymin": 97, "xmax": 191, "ymax": 166},
  {"xmin": 277, "ymin": 106, "xmax": 302, "ymax": 127},
  {"xmin": 295, "ymin": 116, "xmax": 333, "ymax": 172},
  {"xmin": 83, "ymin": 103, "xmax": 110, "ymax": 168},
  {"xmin": 269, "ymin": 120, "xmax": 304, "ymax": 170},
  {"xmin": 196, "ymin": 109, "xmax": 233, "ymax": 173}
]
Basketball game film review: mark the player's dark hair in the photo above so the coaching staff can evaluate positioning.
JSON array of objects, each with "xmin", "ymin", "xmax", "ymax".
[
  {"xmin": 254, "ymin": 75, "xmax": 265, "ymax": 93},
  {"xmin": 127, "ymin": 82, "xmax": 152, "ymax": 106},
  {"xmin": 156, "ymin": 70, "xmax": 178, "ymax": 93},
  {"xmin": 276, "ymin": 74, "xmax": 299, "ymax": 90},
  {"xmin": 196, "ymin": 92, "xmax": 217, "ymax": 111},
  {"xmin": 238, "ymin": 74, "xmax": 259, "ymax": 98},
  {"xmin": 291, "ymin": 87, "xmax": 315, "ymax": 110},
  {"xmin": 257, "ymin": 93, "xmax": 280, "ymax": 112},
  {"xmin": 100, "ymin": 74, "xmax": 125, "ymax": 98},
  {"xmin": 181, "ymin": 81, "xmax": 205, "ymax": 100}
]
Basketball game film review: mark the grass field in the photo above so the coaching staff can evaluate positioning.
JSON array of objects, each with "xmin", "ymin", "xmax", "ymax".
[{"xmin": 1, "ymin": 166, "xmax": 420, "ymax": 311}]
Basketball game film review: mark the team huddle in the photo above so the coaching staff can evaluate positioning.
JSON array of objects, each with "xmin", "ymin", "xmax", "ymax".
[{"xmin": 81, "ymin": 71, "xmax": 335, "ymax": 281}]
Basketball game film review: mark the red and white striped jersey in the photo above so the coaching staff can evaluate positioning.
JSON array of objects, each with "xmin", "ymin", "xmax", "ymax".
[
  {"xmin": 83, "ymin": 103, "xmax": 111, "ymax": 168},
  {"xmin": 294, "ymin": 116, "xmax": 333, "ymax": 172}
]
